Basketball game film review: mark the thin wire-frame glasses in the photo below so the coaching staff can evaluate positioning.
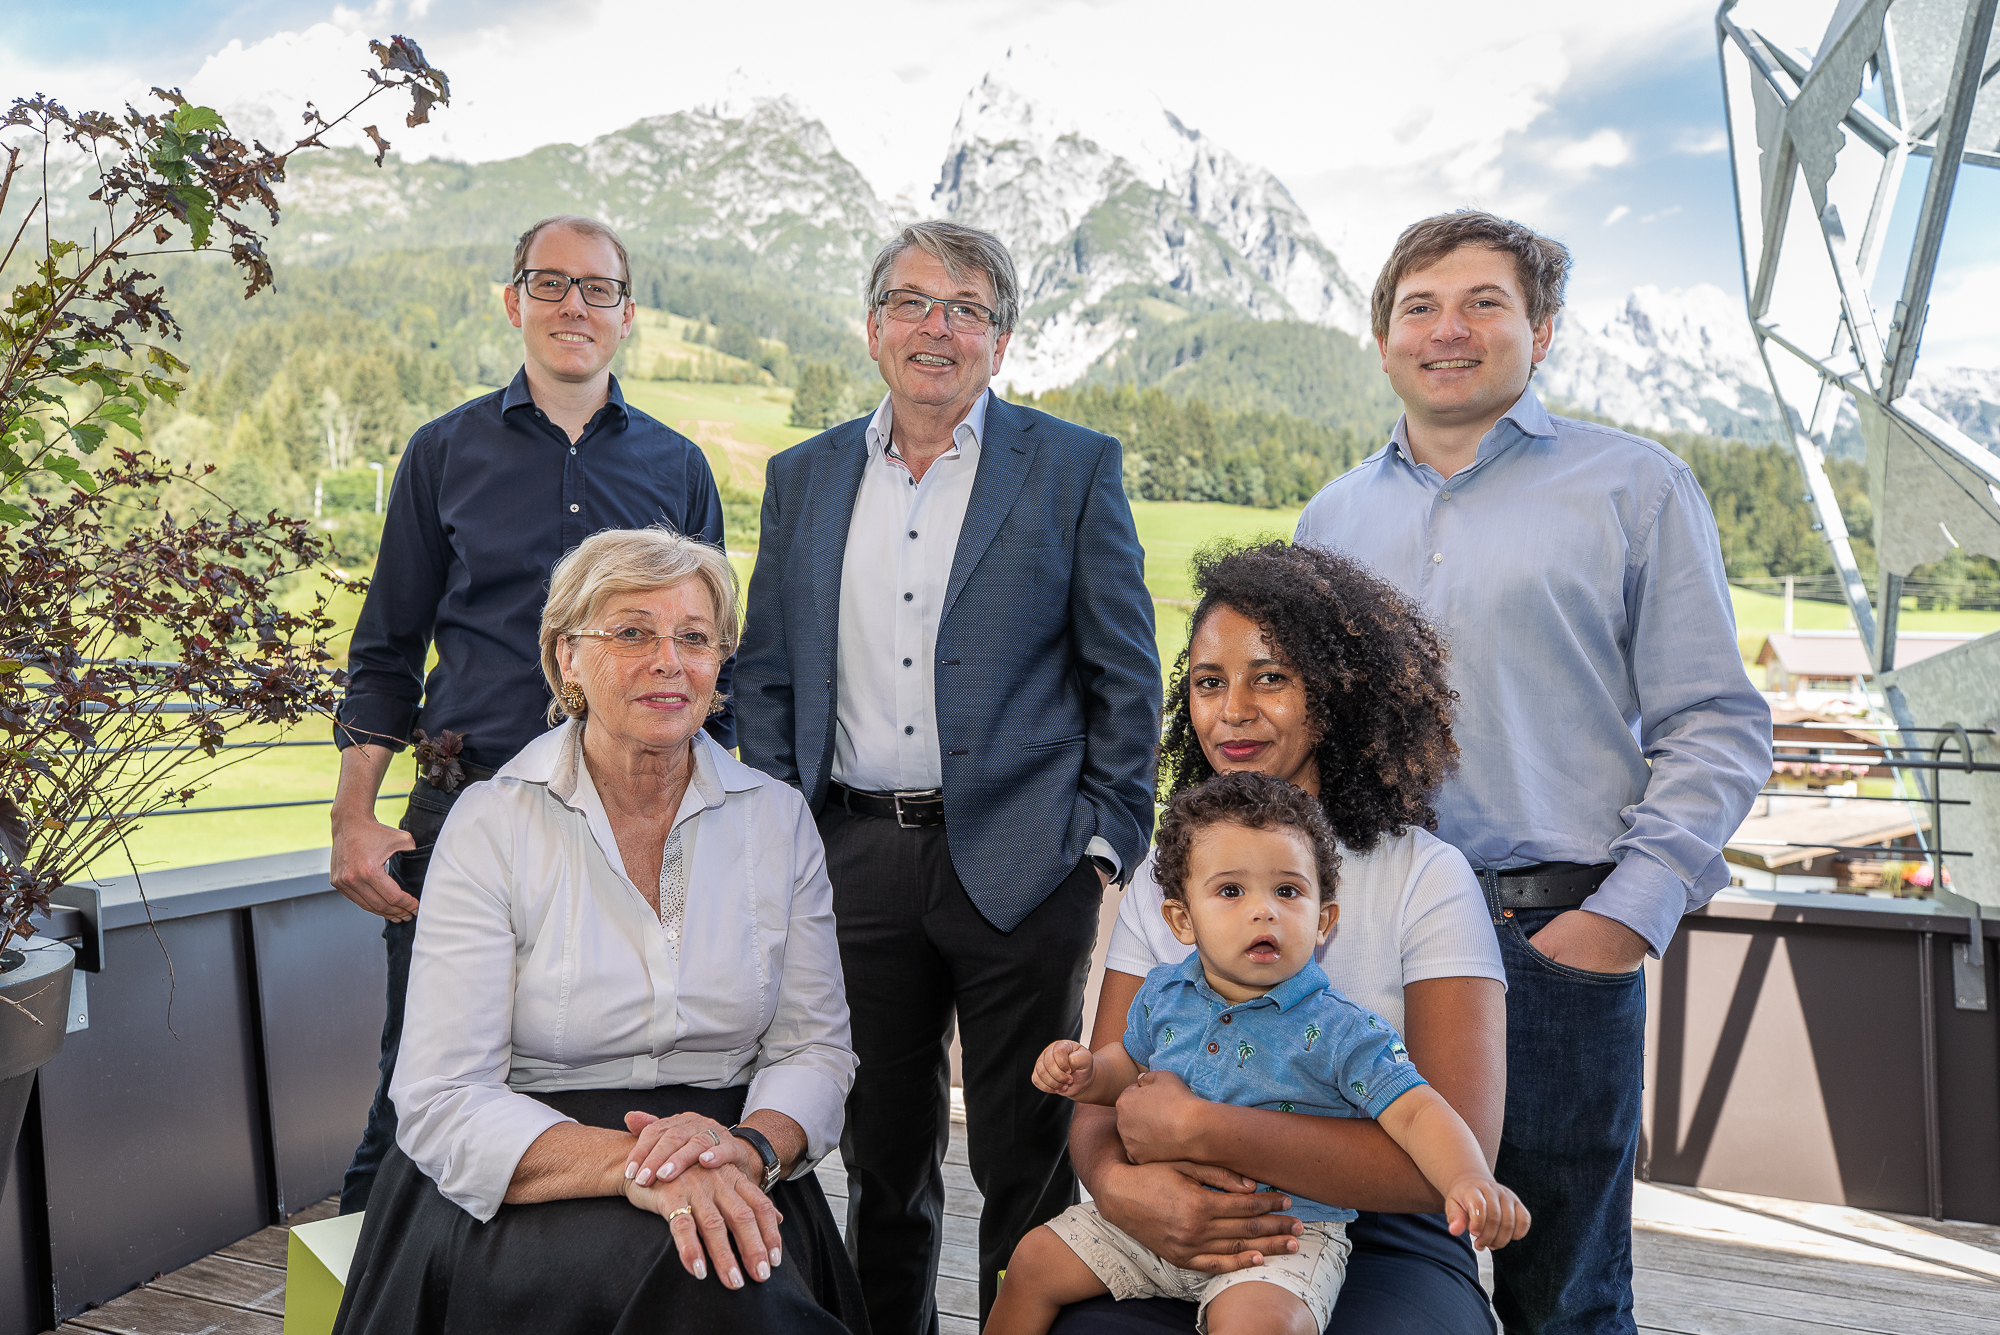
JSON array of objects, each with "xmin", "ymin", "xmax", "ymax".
[
  {"xmin": 876, "ymin": 289, "xmax": 997, "ymax": 334},
  {"xmin": 516, "ymin": 269, "xmax": 630, "ymax": 308},
  {"xmin": 569, "ymin": 627, "xmax": 723, "ymax": 664}
]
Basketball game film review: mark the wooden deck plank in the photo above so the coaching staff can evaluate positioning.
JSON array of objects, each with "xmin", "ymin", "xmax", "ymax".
[
  {"xmin": 286, "ymin": 1197, "xmax": 340, "ymax": 1227},
  {"xmin": 1632, "ymin": 1263, "xmax": 2000, "ymax": 1335},
  {"xmin": 1634, "ymin": 1230, "xmax": 2000, "ymax": 1318},
  {"xmin": 213, "ymin": 1225, "xmax": 290, "ymax": 1271},
  {"xmin": 145, "ymin": 1256, "xmax": 289, "ymax": 1314},
  {"xmin": 61, "ymin": 1288, "xmax": 283, "ymax": 1335}
]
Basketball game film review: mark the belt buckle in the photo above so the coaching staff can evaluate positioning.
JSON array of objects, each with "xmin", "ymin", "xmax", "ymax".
[{"xmin": 893, "ymin": 790, "xmax": 935, "ymax": 828}]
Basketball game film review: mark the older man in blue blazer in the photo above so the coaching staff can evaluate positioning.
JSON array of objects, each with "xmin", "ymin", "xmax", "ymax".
[{"xmin": 736, "ymin": 220, "xmax": 1160, "ymax": 1335}]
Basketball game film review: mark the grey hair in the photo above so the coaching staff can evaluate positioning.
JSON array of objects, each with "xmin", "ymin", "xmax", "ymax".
[
  {"xmin": 539, "ymin": 526, "xmax": 738, "ymax": 725},
  {"xmin": 866, "ymin": 221, "xmax": 1020, "ymax": 335},
  {"xmin": 512, "ymin": 214, "xmax": 632, "ymax": 286}
]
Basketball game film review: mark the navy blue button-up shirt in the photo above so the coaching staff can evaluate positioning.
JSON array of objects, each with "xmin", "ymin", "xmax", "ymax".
[{"xmin": 336, "ymin": 369, "xmax": 732, "ymax": 770}]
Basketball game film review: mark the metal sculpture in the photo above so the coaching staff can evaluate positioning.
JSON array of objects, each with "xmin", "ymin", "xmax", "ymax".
[{"xmin": 1718, "ymin": 0, "xmax": 2000, "ymax": 984}]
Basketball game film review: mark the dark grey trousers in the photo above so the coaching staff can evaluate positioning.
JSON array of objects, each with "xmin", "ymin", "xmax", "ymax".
[{"xmin": 817, "ymin": 803, "xmax": 1102, "ymax": 1335}]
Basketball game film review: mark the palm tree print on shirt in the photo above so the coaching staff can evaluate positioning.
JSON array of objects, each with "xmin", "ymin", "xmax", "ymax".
[
  {"xmin": 1303, "ymin": 1021, "xmax": 1323, "ymax": 1051},
  {"xmin": 1237, "ymin": 1040, "xmax": 1255, "ymax": 1068},
  {"xmin": 1161, "ymin": 1026, "xmax": 1175, "ymax": 1046}
]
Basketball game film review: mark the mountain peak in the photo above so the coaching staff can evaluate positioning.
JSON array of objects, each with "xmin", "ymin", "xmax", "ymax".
[{"xmin": 931, "ymin": 48, "xmax": 1367, "ymax": 391}]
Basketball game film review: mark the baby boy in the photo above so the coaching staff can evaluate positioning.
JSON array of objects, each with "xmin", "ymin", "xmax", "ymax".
[{"xmin": 987, "ymin": 771, "xmax": 1528, "ymax": 1335}]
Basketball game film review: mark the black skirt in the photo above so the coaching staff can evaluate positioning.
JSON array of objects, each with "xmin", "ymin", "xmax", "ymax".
[{"xmin": 334, "ymin": 1084, "xmax": 869, "ymax": 1335}]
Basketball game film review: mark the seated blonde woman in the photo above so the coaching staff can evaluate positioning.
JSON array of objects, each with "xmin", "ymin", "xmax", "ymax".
[{"xmin": 336, "ymin": 528, "xmax": 865, "ymax": 1334}]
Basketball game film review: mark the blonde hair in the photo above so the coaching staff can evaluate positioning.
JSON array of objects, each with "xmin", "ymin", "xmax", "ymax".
[{"xmin": 539, "ymin": 527, "xmax": 739, "ymax": 725}]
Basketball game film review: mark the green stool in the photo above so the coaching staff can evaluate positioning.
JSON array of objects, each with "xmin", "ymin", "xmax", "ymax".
[{"xmin": 284, "ymin": 1213, "xmax": 366, "ymax": 1335}]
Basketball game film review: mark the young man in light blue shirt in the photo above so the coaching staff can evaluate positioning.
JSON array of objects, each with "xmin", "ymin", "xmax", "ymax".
[{"xmin": 1293, "ymin": 211, "xmax": 1771, "ymax": 1334}]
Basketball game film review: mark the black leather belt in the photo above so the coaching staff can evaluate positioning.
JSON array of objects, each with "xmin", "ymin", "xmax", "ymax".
[
  {"xmin": 1474, "ymin": 861, "xmax": 1614, "ymax": 917},
  {"xmin": 827, "ymin": 780, "xmax": 946, "ymax": 828}
]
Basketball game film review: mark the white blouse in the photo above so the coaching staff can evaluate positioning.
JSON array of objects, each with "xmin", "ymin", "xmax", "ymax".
[
  {"xmin": 1105, "ymin": 826, "xmax": 1504, "ymax": 1034},
  {"xmin": 392, "ymin": 721, "xmax": 856, "ymax": 1221}
]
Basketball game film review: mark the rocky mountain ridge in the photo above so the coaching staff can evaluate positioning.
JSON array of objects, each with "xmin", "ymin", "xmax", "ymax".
[
  {"xmin": 24, "ymin": 69, "xmax": 1993, "ymax": 450},
  {"xmin": 930, "ymin": 51, "xmax": 1368, "ymax": 391}
]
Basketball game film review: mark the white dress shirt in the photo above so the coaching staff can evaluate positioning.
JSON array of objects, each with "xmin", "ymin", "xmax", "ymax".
[
  {"xmin": 392, "ymin": 721, "xmax": 856, "ymax": 1222},
  {"xmin": 832, "ymin": 391, "xmax": 1120, "ymax": 874},
  {"xmin": 832, "ymin": 391, "xmax": 988, "ymax": 792}
]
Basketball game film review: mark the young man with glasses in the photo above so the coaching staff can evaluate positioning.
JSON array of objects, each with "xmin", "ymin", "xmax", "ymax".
[
  {"xmin": 736, "ymin": 220, "xmax": 1161, "ymax": 1334},
  {"xmin": 329, "ymin": 214, "xmax": 731, "ymax": 1213}
]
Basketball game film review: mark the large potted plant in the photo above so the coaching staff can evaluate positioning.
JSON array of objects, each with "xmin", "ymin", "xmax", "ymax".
[{"xmin": 0, "ymin": 38, "xmax": 449, "ymax": 1195}]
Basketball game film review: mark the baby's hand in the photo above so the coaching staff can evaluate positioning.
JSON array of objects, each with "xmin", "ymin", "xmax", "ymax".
[
  {"xmin": 1443, "ymin": 1175, "xmax": 1531, "ymax": 1251},
  {"xmin": 1032, "ymin": 1040, "xmax": 1095, "ymax": 1098}
]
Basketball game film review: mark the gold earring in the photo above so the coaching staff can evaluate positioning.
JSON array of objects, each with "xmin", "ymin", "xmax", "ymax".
[
  {"xmin": 706, "ymin": 691, "xmax": 729, "ymax": 718},
  {"xmin": 559, "ymin": 680, "xmax": 588, "ymax": 718}
]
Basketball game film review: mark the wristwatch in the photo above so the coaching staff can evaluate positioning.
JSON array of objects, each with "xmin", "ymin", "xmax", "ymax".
[{"xmin": 729, "ymin": 1124, "xmax": 782, "ymax": 1192}]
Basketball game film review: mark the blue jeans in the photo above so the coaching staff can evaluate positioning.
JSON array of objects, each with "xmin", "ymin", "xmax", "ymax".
[
  {"xmin": 338, "ymin": 785, "xmax": 453, "ymax": 1215},
  {"xmin": 1491, "ymin": 906, "xmax": 1647, "ymax": 1335}
]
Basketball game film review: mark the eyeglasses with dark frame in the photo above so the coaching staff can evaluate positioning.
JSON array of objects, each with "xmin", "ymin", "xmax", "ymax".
[
  {"xmin": 875, "ymin": 288, "xmax": 999, "ymax": 335},
  {"xmin": 568, "ymin": 625, "xmax": 723, "ymax": 664},
  {"xmin": 515, "ymin": 269, "xmax": 631, "ymax": 309}
]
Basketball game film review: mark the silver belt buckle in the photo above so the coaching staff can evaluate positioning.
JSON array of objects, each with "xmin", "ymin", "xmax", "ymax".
[{"xmin": 893, "ymin": 789, "xmax": 938, "ymax": 828}]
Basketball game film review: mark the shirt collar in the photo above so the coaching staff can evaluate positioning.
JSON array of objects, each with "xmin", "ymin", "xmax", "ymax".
[
  {"xmin": 864, "ymin": 388, "xmax": 989, "ymax": 462},
  {"xmin": 501, "ymin": 719, "xmax": 757, "ymax": 810},
  {"xmin": 1165, "ymin": 952, "xmax": 1331, "ymax": 1013},
  {"xmin": 1385, "ymin": 383, "xmax": 1555, "ymax": 475},
  {"xmin": 500, "ymin": 367, "xmax": 631, "ymax": 431}
]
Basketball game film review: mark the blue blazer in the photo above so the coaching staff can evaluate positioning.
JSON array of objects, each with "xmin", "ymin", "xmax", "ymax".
[{"xmin": 735, "ymin": 394, "xmax": 1160, "ymax": 932}]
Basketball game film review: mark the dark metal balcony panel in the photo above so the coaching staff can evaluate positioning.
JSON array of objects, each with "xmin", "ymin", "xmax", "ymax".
[
  {"xmin": 33, "ymin": 913, "xmax": 272, "ymax": 1324},
  {"xmin": 1643, "ymin": 890, "xmax": 2000, "ymax": 1225},
  {"xmin": 249, "ymin": 892, "xmax": 387, "ymax": 1219},
  {"xmin": 0, "ymin": 1090, "xmax": 48, "ymax": 1335}
]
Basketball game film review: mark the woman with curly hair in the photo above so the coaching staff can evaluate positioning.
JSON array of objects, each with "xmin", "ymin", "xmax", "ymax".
[{"xmin": 1052, "ymin": 540, "xmax": 1506, "ymax": 1335}]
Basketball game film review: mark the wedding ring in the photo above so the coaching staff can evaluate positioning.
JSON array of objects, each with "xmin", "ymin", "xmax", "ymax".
[
  {"xmin": 666, "ymin": 1206, "xmax": 693, "ymax": 1223},
  {"xmin": 703, "ymin": 1128, "xmax": 721, "ymax": 1146}
]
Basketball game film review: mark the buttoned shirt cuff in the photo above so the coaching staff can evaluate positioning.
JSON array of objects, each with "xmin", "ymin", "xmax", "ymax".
[
  {"xmin": 1087, "ymin": 836, "xmax": 1121, "ymax": 882},
  {"xmin": 1581, "ymin": 852, "xmax": 1689, "ymax": 959},
  {"xmin": 744, "ymin": 1063, "xmax": 851, "ymax": 1180}
]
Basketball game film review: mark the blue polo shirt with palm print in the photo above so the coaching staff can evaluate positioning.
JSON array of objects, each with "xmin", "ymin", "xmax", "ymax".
[{"xmin": 1122, "ymin": 954, "xmax": 1429, "ymax": 1223}]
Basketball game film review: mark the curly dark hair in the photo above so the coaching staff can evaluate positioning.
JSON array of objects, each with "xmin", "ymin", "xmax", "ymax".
[
  {"xmin": 1159, "ymin": 540, "xmax": 1459, "ymax": 853},
  {"xmin": 1154, "ymin": 771, "xmax": 1342, "ymax": 904}
]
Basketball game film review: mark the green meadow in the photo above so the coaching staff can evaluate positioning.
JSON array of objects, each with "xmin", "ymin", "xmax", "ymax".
[{"xmin": 87, "ymin": 380, "xmax": 1994, "ymax": 878}]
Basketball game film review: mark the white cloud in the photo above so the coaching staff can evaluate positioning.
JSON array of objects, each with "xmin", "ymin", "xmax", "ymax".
[
  {"xmin": 1912, "ymin": 260, "xmax": 2000, "ymax": 370},
  {"xmin": 1604, "ymin": 204, "xmax": 1632, "ymax": 226},
  {"xmin": 27, "ymin": 0, "xmax": 1713, "ymax": 272},
  {"xmin": 1674, "ymin": 128, "xmax": 1729, "ymax": 154},
  {"xmin": 1550, "ymin": 129, "xmax": 1633, "ymax": 176},
  {"xmin": 8, "ymin": 0, "xmax": 1735, "ymax": 290}
]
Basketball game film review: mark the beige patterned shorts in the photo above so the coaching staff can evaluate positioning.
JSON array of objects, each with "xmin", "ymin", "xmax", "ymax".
[{"xmin": 1045, "ymin": 1202, "xmax": 1351, "ymax": 1333}]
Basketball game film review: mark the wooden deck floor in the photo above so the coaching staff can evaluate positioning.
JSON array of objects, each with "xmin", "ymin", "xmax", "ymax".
[{"xmin": 47, "ymin": 1097, "xmax": 2000, "ymax": 1335}]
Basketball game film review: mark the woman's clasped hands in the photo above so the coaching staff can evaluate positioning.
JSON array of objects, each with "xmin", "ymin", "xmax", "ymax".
[{"xmin": 618, "ymin": 1110, "xmax": 784, "ymax": 1290}]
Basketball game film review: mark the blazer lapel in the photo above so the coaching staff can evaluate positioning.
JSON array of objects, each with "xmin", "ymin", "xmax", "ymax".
[
  {"xmin": 943, "ymin": 395, "xmax": 1039, "ymax": 628},
  {"xmin": 806, "ymin": 422, "xmax": 869, "ymax": 670}
]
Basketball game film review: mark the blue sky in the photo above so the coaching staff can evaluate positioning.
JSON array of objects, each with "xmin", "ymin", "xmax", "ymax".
[{"xmin": 5, "ymin": 0, "xmax": 1991, "ymax": 362}]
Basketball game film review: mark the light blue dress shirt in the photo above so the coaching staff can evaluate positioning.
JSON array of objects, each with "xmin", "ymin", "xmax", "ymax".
[
  {"xmin": 1123, "ymin": 956, "xmax": 1428, "ymax": 1223},
  {"xmin": 1294, "ymin": 387, "xmax": 1771, "ymax": 957}
]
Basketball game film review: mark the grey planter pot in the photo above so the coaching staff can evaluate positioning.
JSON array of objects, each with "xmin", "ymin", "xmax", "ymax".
[{"xmin": 1, "ymin": 940, "xmax": 75, "ymax": 1199}]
